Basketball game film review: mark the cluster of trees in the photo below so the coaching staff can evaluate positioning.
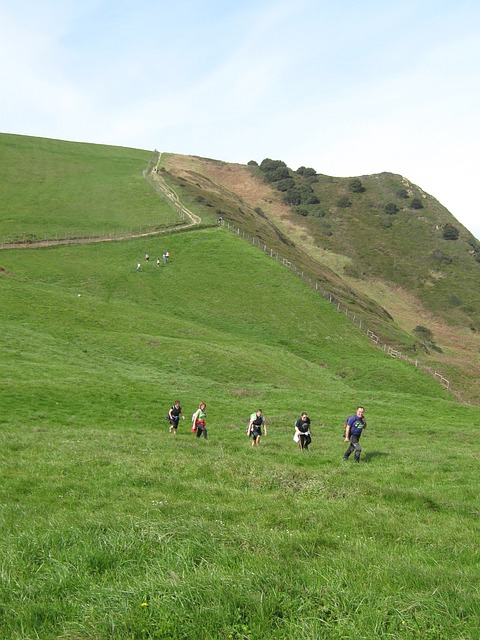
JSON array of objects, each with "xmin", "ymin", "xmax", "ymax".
[
  {"xmin": 382, "ymin": 182, "xmax": 426, "ymax": 218},
  {"xmin": 335, "ymin": 179, "xmax": 366, "ymax": 208},
  {"xmin": 250, "ymin": 162, "xmax": 469, "ymax": 251},
  {"xmin": 256, "ymin": 159, "xmax": 323, "ymax": 215},
  {"xmin": 384, "ymin": 196, "xmax": 424, "ymax": 216}
]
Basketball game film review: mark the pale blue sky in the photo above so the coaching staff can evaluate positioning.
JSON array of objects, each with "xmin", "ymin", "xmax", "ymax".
[{"xmin": 1, "ymin": 0, "xmax": 479, "ymax": 239}]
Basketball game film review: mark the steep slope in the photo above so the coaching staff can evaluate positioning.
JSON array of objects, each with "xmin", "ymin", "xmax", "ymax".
[{"xmin": 159, "ymin": 153, "xmax": 480, "ymax": 403}]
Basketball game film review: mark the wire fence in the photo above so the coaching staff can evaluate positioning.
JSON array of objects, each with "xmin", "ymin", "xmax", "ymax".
[
  {"xmin": 0, "ymin": 224, "xmax": 184, "ymax": 250},
  {"xmin": 0, "ymin": 166, "xmax": 191, "ymax": 251},
  {"xmin": 221, "ymin": 220, "xmax": 451, "ymax": 391}
]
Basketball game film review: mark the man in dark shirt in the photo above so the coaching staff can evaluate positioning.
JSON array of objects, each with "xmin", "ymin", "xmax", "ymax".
[{"xmin": 343, "ymin": 406, "xmax": 366, "ymax": 463}]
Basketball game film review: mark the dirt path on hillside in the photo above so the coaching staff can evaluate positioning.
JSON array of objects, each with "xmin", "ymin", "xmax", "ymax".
[{"xmin": 0, "ymin": 157, "xmax": 201, "ymax": 251}]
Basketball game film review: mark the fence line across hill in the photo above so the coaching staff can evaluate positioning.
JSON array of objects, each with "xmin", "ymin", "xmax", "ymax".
[{"xmin": 220, "ymin": 220, "xmax": 451, "ymax": 392}]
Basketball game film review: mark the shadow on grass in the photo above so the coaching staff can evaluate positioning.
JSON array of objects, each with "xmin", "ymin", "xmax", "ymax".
[{"xmin": 363, "ymin": 450, "xmax": 389, "ymax": 463}]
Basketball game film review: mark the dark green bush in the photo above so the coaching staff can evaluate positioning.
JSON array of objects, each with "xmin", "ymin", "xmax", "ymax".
[
  {"xmin": 297, "ymin": 166, "xmax": 317, "ymax": 178},
  {"xmin": 384, "ymin": 203, "xmax": 399, "ymax": 215},
  {"xmin": 349, "ymin": 178, "xmax": 365, "ymax": 193},
  {"xmin": 259, "ymin": 159, "xmax": 290, "ymax": 183},
  {"xmin": 337, "ymin": 196, "xmax": 352, "ymax": 208},
  {"xmin": 260, "ymin": 158, "xmax": 287, "ymax": 171},
  {"xmin": 283, "ymin": 189, "xmax": 302, "ymax": 205},
  {"xmin": 294, "ymin": 205, "xmax": 325, "ymax": 218},
  {"xmin": 303, "ymin": 193, "xmax": 319, "ymax": 205},
  {"xmin": 412, "ymin": 325, "xmax": 443, "ymax": 353},
  {"xmin": 276, "ymin": 178, "xmax": 296, "ymax": 192},
  {"xmin": 411, "ymin": 197, "xmax": 424, "ymax": 209},
  {"xmin": 396, "ymin": 188, "xmax": 409, "ymax": 199},
  {"xmin": 264, "ymin": 167, "xmax": 290, "ymax": 182},
  {"xmin": 442, "ymin": 224, "xmax": 459, "ymax": 240}
]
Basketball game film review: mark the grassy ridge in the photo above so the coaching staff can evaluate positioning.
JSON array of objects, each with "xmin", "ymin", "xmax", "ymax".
[{"xmin": 1, "ymin": 229, "xmax": 479, "ymax": 638}]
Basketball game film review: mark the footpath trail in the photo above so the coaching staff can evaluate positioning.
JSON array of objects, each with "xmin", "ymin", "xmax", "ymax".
[{"xmin": 0, "ymin": 156, "xmax": 201, "ymax": 251}]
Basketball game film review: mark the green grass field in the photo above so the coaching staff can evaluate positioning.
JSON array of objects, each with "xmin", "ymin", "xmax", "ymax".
[
  {"xmin": 0, "ymin": 134, "xmax": 180, "ymax": 241},
  {"xmin": 1, "ymin": 227, "xmax": 479, "ymax": 639}
]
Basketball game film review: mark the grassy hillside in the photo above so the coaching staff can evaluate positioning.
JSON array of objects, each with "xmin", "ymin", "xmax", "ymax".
[
  {"xmin": 159, "ymin": 153, "xmax": 480, "ymax": 403},
  {"xmin": 0, "ymin": 133, "xmax": 180, "ymax": 241},
  {"xmin": 2, "ymin": 134, "xmax": 478, "ymax": 401},
  {"xmin": 1, "ymin": 229, "xmax": 479, "ymax": 639},
  {"xmin": 0, "ymin": 134, "xmax": 478, "ymax": 637}
]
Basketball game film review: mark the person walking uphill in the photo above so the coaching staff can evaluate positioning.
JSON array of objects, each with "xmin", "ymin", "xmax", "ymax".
[
  {"xmin": 247, "ymin": 409, "xmax": 267, "ymax": 447},
  {"xmin": 343, "ymin": 406, "xmax": 367, "ymax": 463},
  {"xmin": 295, "ymin": 412, "xmax": 312, "ymax": 450},
  {"xmin": 192, "ymin": 402, "xmax": 207, "ymax": 439},
  {"xmin": 168, "ymin": 400, "xmax": 185, "ymax": 435}
]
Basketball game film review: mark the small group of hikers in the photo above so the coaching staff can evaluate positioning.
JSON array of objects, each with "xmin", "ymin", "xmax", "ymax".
[
  {"xmin": 166, "ymin": 402, "xmax": 367, "ymax": 461},
  {"xmin": 136, "ymin": 251, "xmax": 170, "ymax": 271},
  {"xmin": 167, "ymin": 400, "xmax": 208, "ymax": 439}
]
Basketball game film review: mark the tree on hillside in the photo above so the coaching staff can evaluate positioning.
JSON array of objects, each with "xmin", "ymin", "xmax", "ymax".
[
  {"xmin": 442, "ymin": 224, "xmax": 459, "ymax": 240},
  {"xmin": 384, "ymin": 203, "xmax": 399, "ymax": 215},
  {"xmin": 410, "ymin": 197, "xmax": 424, "ymax": 209},
  {"xmin": 294, "ymin": 205, "xmax": 325, "ymax": 218},
  {"xmin": 298, "ymin": 183, "xmax": 319, "ymax": 205},
  {"xmin": 413, "ymin": 325, "xmax": 442, "ymax": 353},
  {"xmin": 276, "ymin": 178, "xmax": 296, "ymax": 192},
  {"xmin": 264, "ymin": 166, "xmax": 290, "ymax": 182},
  {"xmin": 260, "ymin": 158, "xmax": 287, "ymax": 171},
  {"xmin": 396, "ymin": 188, "xmax": 409, "ymax": 199},
  {"xmin": 247, "ymin": 160, "xmax": 258, "ymax": 166},
  {"xmin": 297, "ymin": 166, "xmax": 317, "ymax": 178},
  {"xmin": 337, "ymin": 196, "xmax": 352, "ymax": 208},
  {"xmin": 283, "ymin": 188, "xmax": 302, "ymax": 205},
  {"xmin": 349, "ymin": 178, "xmax": 365, "ymax": 193},
  {"xmin": 259, "ymin": 159, "xmax": 290, "ymax": 183}
]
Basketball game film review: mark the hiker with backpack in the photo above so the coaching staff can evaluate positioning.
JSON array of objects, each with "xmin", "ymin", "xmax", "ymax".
[
  {"xmin": 247, "ymin": 409, "xmax": 267, "ymax": 447},
  {"xmin": 343, "ymin": 406, "xmax": 367, "ymax": 463},
  {"xmin": 167, "ymin": 400, "xmax": 185, "ymax": 435},
  {"xmin": 294, "ymin": 412, "xmax": 312, "ymax": 450},
  {"xmin": 192, "ymin": 402, "xmax": 208, "ymax": 439}
]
